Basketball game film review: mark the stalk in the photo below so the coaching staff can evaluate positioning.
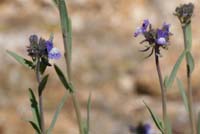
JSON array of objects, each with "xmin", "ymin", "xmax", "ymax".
[
  {"xmin": 155, "ymin": 46, "xmax": 167, "ymax": 134},
  {"xmin": 182, "ymin": 25, "xmax": 196, "ymax": 134},
  {"xmin": 36, "ymin": 58, "xmax": 45, "ymax": 134},
  {"xmin": 57, "ymin": 1, "xmax": 84, "ymax": 134}
]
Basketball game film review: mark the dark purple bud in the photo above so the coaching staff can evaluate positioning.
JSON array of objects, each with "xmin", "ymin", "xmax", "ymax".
[{"xmin": 29, "ymin": 35, "xmax": 38, "ymax": 45}]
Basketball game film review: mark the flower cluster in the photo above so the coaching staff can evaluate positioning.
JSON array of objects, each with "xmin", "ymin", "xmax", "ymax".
[
  {"xmin": 134, "ymin": 19, "xmax": 171, "ymax": 57},
  {"xmin": 27, "ymin": 35, "xmax": 61, "ymax": 60},
  {"xmin": 129, "ymin": 123, "xmax": 153, "ymax": 134},
  {"xmin": 174, "ymin": 3, "xmax": 194, "ymax": 26}
]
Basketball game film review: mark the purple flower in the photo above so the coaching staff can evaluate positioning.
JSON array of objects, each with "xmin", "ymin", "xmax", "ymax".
[
  {"xmin": 46, "ymin": 40, "xmax": 61, "ymax": 59},
  {"xmin": 156, "ymin": 29, "xmax": 167, "ymax": 45},
  {"xmin": 134, "ymin": 19, "xmax": 172, "ymax": 57},
  {"xmin": 162, "ymin": 22, "xmax": 170, "ymax": 33},
  {"xmin": 129, "ymin": 123, "xmax": 153, "ymax": 134},
  {"xmin": 143, "ymin": 124, "xmax": 152, "ymax": 134},
  {"xmin": 134, "ymin": 19, "xmax": 150, "ymax": 37},
  {"xmin": 156, "ymin": 23, "xmax": 171, "ymax": 45}
]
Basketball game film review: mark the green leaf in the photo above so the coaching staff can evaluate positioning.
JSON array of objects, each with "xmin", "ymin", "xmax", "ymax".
[
  {"xmin": 57, "ymin": 0, "xmax": 72, "ymax": 64},
  {"xmin": 29, "ymin": 120, "xmax": 41, "ymax": 134},
  {"xmin": 183, "ymin": 23, "xmax": 192, "ymax": 50},
  {"xmin": 176, "ymin": 78, "xmax": 189, "ymax": 112},
  {"xmin": 165, "ymin": 50, "xmax": 186, "ymax": 89},
  {"xmin": 163, "ymin": 75, "xmax": 168, "ymax": 89},
  {"xmin": 84, "ymin": 92, "xmax": 92, "ymax": 134},
  {"xmin": 197, "ymin": 112, "xmax": 200, "ymax": 134},
  {"xmin": 54, "ymin": 64, "xmax": 73, "ymax": 92},
  {"xmin": 166, "ymin": 116, "xmax": 172, "ymax": 134},
  {"xmin": 38, "ymin": 75, "xmax": 49, "ymax": 96},
  {"xmin": 7, "ymin": 50, "xmax": 35, "ymax": 69},
  {"xmin": 57, "ymin": 0, "xmax": 69, "ymax": 36},
  {"xmin": 186, "ymin": 51, "xmax": 195, "ymax": 73},
  {"xmin": 40, "ymin": 58, "xmax": 51, "ymax": 74},
  {"xmin": 67, "ymin": 18, "xmax": 72, "ymax": 63},
  {"xmin": 52, "ymin": 0, "xmax": 58, "ymax": 6},
  {"xmin": 46, "ymin": 92, "xmax": 68, "ymax": 134},
  {"xmin": 143, "ymin": 101, "xmax": 164, "ymax": 133},
  {"xmin": 28, "ymin": 88, "xmax": 41, "ymax": 131}
]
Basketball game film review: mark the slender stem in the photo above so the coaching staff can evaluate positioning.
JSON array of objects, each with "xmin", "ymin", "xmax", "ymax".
[
  {"xmin": 182, "ymin": 26, "xmax": 196, "ymax": 134},
  {"xmin": 154, "ymin": 46, "xmax": 167, "ymax": 134},
  {"xmin": 64, "ymin": 44, "xmax": 84, "ymax": 134},
  {"xmin": 57, "ymin": 1, "xmax": 84, "ymax": 133},
  {"xmin": 71, "ymin": 92, "xmax": 84, "ymax": 134},
  {"xmin": 36, "ymin": 58, "xmax": 45, "ymax": 134}
]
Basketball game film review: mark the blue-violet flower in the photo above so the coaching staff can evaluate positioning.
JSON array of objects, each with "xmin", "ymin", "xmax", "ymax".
[
  {"xmin": 156, "ymin": 23, "xmax": 170, "ymax": 45},
  {"xmin": 27, "ymin": 34, "xmax": 61, "ymax": 60},
  {"xmin": 46, "ymin": 40, "xmax": 61, "ymax": 59},
  {"xmin": 134, "ymin": 19, "xmax": 171, "ymax": 57},
  {"xmin": 129, "ymin": 123, "xmax": 153, "ymax": 134},
  {"xmin": 134, "ymin": 19, "xmax": 150, "ymax": 37}
]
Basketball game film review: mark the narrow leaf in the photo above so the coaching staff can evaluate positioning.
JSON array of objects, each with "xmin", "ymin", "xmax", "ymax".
[
  {"xmin": 57, "ymin": 0, "xmax": 72, "ymax": 65},
  {"xmin": 28, "ymin": 88, "xmax": 41, "ymax": 130},
  {"xmin": 163, "ymin": 75, "xmax": 168, "ymax": 88},
  {"xmin": 54, "ymin": 64, "xmax": 73, "ymax": 92},
  {"xmin": 67, "ymin": 18, "xmax": 72, "ymax": 62},
  {"xmin": 85, "ymin": 92, "xmax": 92, "ymax": 134},
  {"xmin": 38, "ymin": 75, "xmax": 49, "ymax": 96},
  {"xmin": 52, "ymin": 0, "xmax": 58, "ymax": 6},
  {"xmin": 166, "ymin": 116, "xmax": 172, "ymax": 134},
  {"xmin": 57, "ymin": 0, "xmax": 69, "ymax": 51},
  {"xmin": 197, "ymin": 112, "xmax": 200, "ymax": 134},
  {"xmin": 165, "ymin": 50, "xmax": 186, "ymax": 89},
  {"xmin": 176, "ymin": 78, "xmax": 189, "ymax": 112},
  {"xmin": 186, "ymin": 51, "xmax": 195, "ymax": 73},
  {"xmin": 29, "ymin": 121, "xmax": 41, "ymax": 134},
  {"xmin": 46, "ymin": 92, "xmax": 68, "ymax": 134},
  {"xmin": 40, "ymin": 58, "xmax": 51, "ymax": 74},
  {"xmin": 7, "ymin": 50, "xmax": 35, "ymax": 69},
  {"xmin": 143, "ymin": 101, "xmax": 164, "ymax": 133}
]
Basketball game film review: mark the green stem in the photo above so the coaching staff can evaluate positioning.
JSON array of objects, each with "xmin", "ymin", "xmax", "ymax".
[
  {"xmin": 36, "ymin": 58, "xmax": 45, "ymax": 134},
  {"xmin": 182, "ymin": 25, "xmax": 196, "ymax": 134},
  {"xmin": 64, "ymin": 42, "xmax": 84, "ymax": 134},
  {"xmin": 71, "ymin": 93, "xmax": 84, "ymax": 134},
  {"xmin": 155, "ymin": 46, "xmax": 167, "ymax": 134},
  {"xmin": 57, "ymin": 1, "xmax": 84, "ymax": 134}
]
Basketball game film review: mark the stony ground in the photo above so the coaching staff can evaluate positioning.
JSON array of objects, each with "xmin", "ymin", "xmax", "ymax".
[{"xmin": 0, "ymin": 0, "xmax": 200, "ymax": 134}]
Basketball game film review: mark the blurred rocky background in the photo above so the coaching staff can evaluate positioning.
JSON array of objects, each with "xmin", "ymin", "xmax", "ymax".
[{"xmin": 0, "ymin": 0, "xmax": 200, "ymax": 133}]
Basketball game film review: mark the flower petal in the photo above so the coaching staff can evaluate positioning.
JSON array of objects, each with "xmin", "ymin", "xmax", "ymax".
[
  {"xmin": 134, "ymin": 19, "xmax": 150, "ymax": 37},
  {"xmin": 134, "ymin": 27, "xmax": 143, "ymax": 37},
  {"xmin": 46, "ymin": 40, "xmax": 53, "ymax": 52},
  {"xmin": 142, "ymin": 19, "xmax": 149, "ymax": 32},
  {"xmin": 157, "ymin": 37, "xmax": 166, "ymax": 45},
  {"xmin": 48, "ymin": 47, "xmax": 61, "ymax": 59}
]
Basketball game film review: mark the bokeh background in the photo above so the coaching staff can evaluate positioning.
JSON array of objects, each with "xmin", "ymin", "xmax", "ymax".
[{"xmin": 1, "ymin": 0, "xmax": 200, "ymax": 133}]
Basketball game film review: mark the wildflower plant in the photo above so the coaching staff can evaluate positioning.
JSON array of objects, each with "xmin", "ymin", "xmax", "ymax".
[
  {"xmin": 134, "ymin": 2, "xmax": 197, "ymax": 134},
  {"xmin": 174, "ymin": 3, "xmax": 196, "ymax": 134},
  {"xmin": 134, "ymin": 20, "xmax": 172, "ymax": 134},
  {"xmin": 7, "ymin": 33, "xmax": 62, "ymax": 134},
  {"xmin": 5, "ymin": 0, "xmax": 200, "ymax": 134},
  {"xmin": 54, "ymin": 1, "xmax": 92, "ymax": 134},
  {"xmin": 7, "ymin": 0, "xmax": 91, "ymax": 134}
]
